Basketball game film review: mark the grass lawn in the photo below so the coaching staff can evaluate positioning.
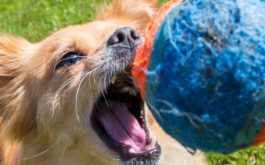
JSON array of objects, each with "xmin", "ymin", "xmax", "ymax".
[
  {"xmin": 207, "ymin": 144, "xmax": 265, "ymax": 165},
  {"xmin": 0, "ymin": 0, "xmax": 106, "ymax": 42},
  {"xmin": 1, "ymin": 0, "xmax": 265, "ymax": 164}
]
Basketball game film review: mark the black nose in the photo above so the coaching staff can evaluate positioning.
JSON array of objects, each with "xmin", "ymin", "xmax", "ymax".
[{"xmin": 107, "ymin": 27, "xmax": 141, "ymax": 47}]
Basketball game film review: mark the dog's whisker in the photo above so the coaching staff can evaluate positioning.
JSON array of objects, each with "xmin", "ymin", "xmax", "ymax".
[
  {"xmin": 101, "ymin": 75, "xmax": 108, "ymax": 106},
  {"xmin": 75, "ymin": 73, "xmax": 88, "ymax": 122},
  {"xmin": 104, "ymin": 72, "xmax": 108, "ymax": 90},
  {"xmin": 92, "ymin": 68, "xmax": 98, "ymax": 86},
  {"xmin": 20, "ymin": 141, "xmax": 59, "ymax": 161},
  {"xmin": 74, "ymin": 66, "xmax": 101, "ymax": 122},
  {"xmin": 101, "ymin": 89, "xmax": 108, "ymax": 106},
  {"xmin": 52, "ymin": 73, "xmax": 87, "ymax": 118},
  {"xmin": 53, "ymin": 66, "xmax": 100, "ymax": 120},
  {"xmin": 58, "ymin": 141, "xmax": 69, "ymax": 165},
  {"xmin": 88, "ymin": 70, "xmax": 93, "ymax": 87}
]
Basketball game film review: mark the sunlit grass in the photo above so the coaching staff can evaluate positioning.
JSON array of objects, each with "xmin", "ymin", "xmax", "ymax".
[
  {"xmin": 0, "ymin": 0, "xmax": 105, "ymax": 42},
  {"xmin": 206, "ymin": 144, "xmax": 265, "ymax": 165}
]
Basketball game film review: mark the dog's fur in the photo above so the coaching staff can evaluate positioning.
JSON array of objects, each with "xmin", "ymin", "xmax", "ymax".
[{"xmin": 0, "ymin": 0, "xmax": 205, "ymax": 164}]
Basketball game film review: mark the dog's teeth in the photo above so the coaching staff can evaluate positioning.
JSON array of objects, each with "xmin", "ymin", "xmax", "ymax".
[
  {"xmin": 111, "ymin": 76, "xmax": 116, "ymax": 84},
  {"xmin": 122, "ymin": 87, "xmax": 137, "ymax": 96},
  {"xmin": 129, "ymin": 148, "xmax": 137, "ymax": 154},
  {"xmin": 151, "ymin": 136, "xmax": 157, "ymax": 146}
]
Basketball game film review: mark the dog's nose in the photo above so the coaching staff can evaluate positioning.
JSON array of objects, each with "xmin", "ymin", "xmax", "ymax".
[{"xmin": 107, "ymin": 27, "xmax": 141, "ymax": 47}]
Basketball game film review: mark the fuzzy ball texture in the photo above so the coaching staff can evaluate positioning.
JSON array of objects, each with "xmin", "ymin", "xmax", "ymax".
[{"xmin": 140, "ymin": 0, "xmax": 265, "ymax": 153}]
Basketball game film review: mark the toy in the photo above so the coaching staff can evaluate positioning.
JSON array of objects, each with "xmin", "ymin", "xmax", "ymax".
[{"xmin": 132, "ymin": 0, "xmax": 265, "ymax": 153}]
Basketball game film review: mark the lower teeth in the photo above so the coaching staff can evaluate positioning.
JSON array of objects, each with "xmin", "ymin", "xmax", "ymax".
[
  {"xmin": 129, "ymin": 148, "xmax": 137, "ymax": 154},
  {"xmin": 111, "ymin": 76, "xmax": 116, "ymax": 84},
  {"xmin": 151, "ymin": 137, "xmax": 157, "ymax": 147}
]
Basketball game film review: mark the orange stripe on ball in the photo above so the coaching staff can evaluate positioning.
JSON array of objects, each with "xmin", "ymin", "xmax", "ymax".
[
  {"xmin": 254, "ymin": 124, "xmax": 265, "ymax": 146},
  {"xmin": 132, "ymin": 0, "xmax": 183, "ymax": 100}
]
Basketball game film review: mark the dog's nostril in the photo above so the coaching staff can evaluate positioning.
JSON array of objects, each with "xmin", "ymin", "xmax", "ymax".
[
  {"xmin": 130, "ymin": 29, "xmax": 140, "ymax": 41},
  {"xmin": 107, "ymin": 27, "xmax": 140, "ymax": 46},
  {"xmin": 107, "ymin": 35, "xmax": 120, "ymax": 46},
  {"xmin": 117, "ymin": 31, "xmax": 126, "ymax": 44}
]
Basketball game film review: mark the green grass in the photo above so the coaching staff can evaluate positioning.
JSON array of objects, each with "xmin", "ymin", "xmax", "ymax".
[
  {"xmin": 1, "ymin": 0, "xmax": 265, "ymax": 164},
  {"xmin": 0, "ymin": 0, "xmax": 105, "ymax": 42},
  {"xmin": 206, "ymin": 144, "xmax": 265, "ymax": 165}
]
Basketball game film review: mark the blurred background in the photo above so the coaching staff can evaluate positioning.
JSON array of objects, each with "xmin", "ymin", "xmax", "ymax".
[{"xmin": 0, "ymin": 0, "xmax": 265, "ymax": 164}]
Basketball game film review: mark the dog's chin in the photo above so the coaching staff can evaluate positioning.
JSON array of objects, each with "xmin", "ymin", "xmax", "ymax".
[{"xmin": 90, "ymin": 69, "xmax": 161, "ymax": 165}]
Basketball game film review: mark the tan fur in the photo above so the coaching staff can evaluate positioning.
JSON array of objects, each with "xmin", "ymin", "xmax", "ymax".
[{"xmin": 0, "ymin": 0, "xmax": 206, "ymax": 165}]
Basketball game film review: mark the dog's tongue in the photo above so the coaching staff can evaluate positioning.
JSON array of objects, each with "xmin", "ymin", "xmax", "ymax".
[{"xmin": 96, "ymin": 101, "xmax": 146, "ymax": 152}]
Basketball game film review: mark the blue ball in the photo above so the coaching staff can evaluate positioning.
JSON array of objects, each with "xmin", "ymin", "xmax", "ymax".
[{"xmin": 146, "ymin": 0, "xmax": 265, "ymax": 153}]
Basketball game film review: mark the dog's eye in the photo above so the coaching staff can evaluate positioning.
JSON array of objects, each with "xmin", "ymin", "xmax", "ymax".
[{"xmin": 56, "ymin": 52, "xmax": 85, "ymax": 69}]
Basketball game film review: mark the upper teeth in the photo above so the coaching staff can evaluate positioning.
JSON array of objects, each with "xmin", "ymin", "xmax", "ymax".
[
  {"xmin": 151, "ymin": 136, "xmax": 157, "ymax": 146},
  {"xmin": 122, "ymin": 87, "xmax": 137, "ymax": 96},
  {"xmin": 111, "ymin": 76, "xmax": 116, "ymax": 84}
]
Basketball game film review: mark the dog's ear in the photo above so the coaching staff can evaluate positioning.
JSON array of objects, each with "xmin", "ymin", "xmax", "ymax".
[
  {"xmin": 0, "ymin": 35, "xmax": 30, "ymax": 87},
  {"xmin": 97, "ymin": 0, "xmax": 159, "ymax": 30},
  {"xmin": 0, "ymin": 35, "xmax": 36, "ymax": 140}
]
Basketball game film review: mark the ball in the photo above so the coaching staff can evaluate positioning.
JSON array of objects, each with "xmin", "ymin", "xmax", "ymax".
[{"xmin": 132, "ymin": 0, "xmax": 265, "ymax": 154}]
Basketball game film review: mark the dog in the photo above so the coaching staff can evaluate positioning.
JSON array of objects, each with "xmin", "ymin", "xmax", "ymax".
[{"xmin": 0, "ymin": 0, "xmax": 205, "ymax": 164}]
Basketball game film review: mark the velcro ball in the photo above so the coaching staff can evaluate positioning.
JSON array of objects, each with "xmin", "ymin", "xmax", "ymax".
[{"xmin": 132, "ymin": 0, "xmax": 265, "ymax": 154}]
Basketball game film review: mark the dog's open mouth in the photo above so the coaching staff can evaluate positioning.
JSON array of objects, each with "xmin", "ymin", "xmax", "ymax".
[{"xmin": 91, "ymin": 71, "xmax": 161, "ymax": 163}]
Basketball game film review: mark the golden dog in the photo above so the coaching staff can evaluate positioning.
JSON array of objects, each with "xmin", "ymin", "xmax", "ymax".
[{"xmin": 0, "ymin": 0, "xmax": 205, "ymax": 164}]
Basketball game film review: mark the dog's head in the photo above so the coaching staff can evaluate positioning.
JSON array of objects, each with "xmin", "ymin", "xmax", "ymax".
[{"xmin": 0, "ymin": 0, "xmax": 160, "ymax": 164}]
